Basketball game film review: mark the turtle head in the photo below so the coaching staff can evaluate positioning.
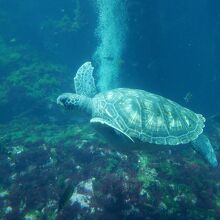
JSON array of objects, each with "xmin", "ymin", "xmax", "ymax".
[{"xmin": 57, "ymin": 93, "xmax": 92, "ymax": 113}]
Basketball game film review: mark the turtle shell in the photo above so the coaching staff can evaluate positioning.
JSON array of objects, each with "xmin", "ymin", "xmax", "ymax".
[{"xmin": 91, "ymin": 88, "xmax": 205, "ymax": 145}]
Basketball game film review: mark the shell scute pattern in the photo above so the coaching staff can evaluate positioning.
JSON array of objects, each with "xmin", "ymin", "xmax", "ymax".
[{"xmin": 92, "ymin": 88, "xmax": 205, "ymax": 145}]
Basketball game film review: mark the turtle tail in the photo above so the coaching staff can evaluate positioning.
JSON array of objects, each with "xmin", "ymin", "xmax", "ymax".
[{"xmin": 191, "ymin": 134, "xmax": 218, "ymax": 167}]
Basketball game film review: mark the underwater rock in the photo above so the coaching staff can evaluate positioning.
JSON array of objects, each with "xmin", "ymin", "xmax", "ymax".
[
  {"xmin": 69, "ymin": 178, "xmax": 95, "ymax": 209},
  {"xmin": 0, "ymin": 36, "xmax": 21, "ymax": 68},
  {"xmin": 137, "ymin": 152, "xmax": 158, "ymax": 189},
  {"xmin": 4, "ymin": 206, "xmax": 12, "ymax": 215},
  {"xmin": 0, "ymin": 189, "xmax": 9, "ymax": 198},
  {"xmin": 8, "ymin": 145, "xmax": 25, "ymax": 156},
  {"xmin": 157, "ymin": 201, "xmax": 168, "ymax": 212},
  {"xmin": 24, "ymin": 211, "xmax": 40, "ymax": 220},
  {"xmin": 41, "ymin": 0, "xmax": 81, "ymax": 34},
  {"xmin": 0, "ymin": 118, "xmax": 220, "ymax": 219}
]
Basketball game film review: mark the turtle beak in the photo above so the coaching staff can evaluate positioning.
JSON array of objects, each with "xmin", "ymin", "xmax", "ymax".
[
  {"xmin": 57, "ymin": 93, "xmax": 75, "ymax": 110},
  {"xmin": 57, "ymin": 96, "xmax": 63, "ymax": 106},
  {"xmin": 57, "ymin": 94, "xmax": 67, "ymax": 106}
]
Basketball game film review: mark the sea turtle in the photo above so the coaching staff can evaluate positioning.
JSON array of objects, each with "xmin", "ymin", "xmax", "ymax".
[{"xmin": 57, "ymin": 61, "xmax": 218, "ymax": 167}]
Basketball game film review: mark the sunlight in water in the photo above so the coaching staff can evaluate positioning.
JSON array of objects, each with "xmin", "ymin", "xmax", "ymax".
[{"xmin": 93, "ymin": 0, "xmax": 128, "ymax": 91}]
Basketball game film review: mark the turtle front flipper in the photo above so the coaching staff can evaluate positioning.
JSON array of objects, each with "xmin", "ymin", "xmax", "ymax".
[
  {"xmin": 74, "ymin": 61, "xmax": 97, "ymax": 97},
  {"xmin": 191, "ymin": 134, "xmax": 218, "ymax": 167},
  {"xmin": 90, "ymin": 117, "xmax": 134, "ymax": 142}
]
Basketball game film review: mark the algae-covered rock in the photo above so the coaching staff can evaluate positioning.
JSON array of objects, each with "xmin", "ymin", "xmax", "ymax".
[
  {"xmin": 0, "ymin": 187, "xmax": 9, "ymax": 198},
  {"xmin": 0, "ymin": 53, "xmax": 68, "ymax": 122},
  {"xmin": 0, "ymin": 36, "xmax": 21, "ymax": 68},
  {"xmin": 41, "ymin": 0, "xmax": 82, "ymax": 34},
  {"xmin": 69, "ymin": 178, "xmax": 95, "ymax": 209},
  {"xmin": 137, "ymin": 152, "xmax": 158, "ymax": 189},
  {"xmin": 24, "ymin": 211, "xmax": 40, "ymax": 220},
  {"xmin": 0, "ymin": 117, "xmax": 220, "ymax": 219},
  {"xmin": 6, "ymin": 62, "xmax": 65, "ymax": 100}
]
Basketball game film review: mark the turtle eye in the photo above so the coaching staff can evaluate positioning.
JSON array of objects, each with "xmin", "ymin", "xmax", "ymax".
[{"xmin": 57, "ymin": 96, "xmax": 71, "ymax": 108}]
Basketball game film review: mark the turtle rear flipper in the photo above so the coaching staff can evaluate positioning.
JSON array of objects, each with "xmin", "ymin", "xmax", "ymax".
[
  {"xmin": 192, "ymin": 134, "xmax": 218, "ymax": 167},
  {"xmin": 74, "ymin": 61, "xmax": 97, "ymax": 97}
]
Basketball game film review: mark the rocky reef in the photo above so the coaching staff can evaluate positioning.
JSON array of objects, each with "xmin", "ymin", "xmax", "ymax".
[{"xmin": 0, "ymin": 116, "xmax": 220, "ymax": 220}]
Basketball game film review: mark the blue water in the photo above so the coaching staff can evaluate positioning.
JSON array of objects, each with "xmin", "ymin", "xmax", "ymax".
[
  {"xmin": 8, "ymin": 1, "xmax": 220, "ymax": 113},
  {"xmin": 123, "ymin": 0, "xmax": 220, "ymax": 116},
  {"xmin": 1, "ymin": 0, "xmax": 219, "ymax": 116}
]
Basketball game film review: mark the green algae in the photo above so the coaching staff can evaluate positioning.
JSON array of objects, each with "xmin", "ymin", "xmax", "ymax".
[
  {"xmin": 0, "ymin": 36, "xmax": 22, "ymax": 104},
  {"xmin": 42, "ymin": 0, "xmax": 82, "ymax": 34},
  {"xmin": 158, "ymin": 159, "xmax": 180, "ymax": 177},
  {"xmin": 0, "ymin": 118, "xmax": 98, "ymax": 149},
  {"xmin": 0, "ymin": 33, "xmax": 68, "ymax": 123},
  {"xmin": 0, "ymin": 36, "xmax": 21, "ymax": 67},
  {"xmin": 0, "ymin": 117, "xmax": 220, "ymax": 219},
  {"xmin": 216, "ymin": 195, "xmax": 220, "ymax": 208},
  {"xmin": 7, "ymin": 62, "xmax": 65, "ymax": 100},
  {"xmin": 0, "ymin": 187, "xmax": 9, "ymax": 198},
  {"xmin": 105, "ymin": 158, "xmax": 119, "ymax": 173},
  {"xmin": 137, "ymin": 152, "xmax": 157, "ymax": 189},
  {"xmin": 24, "ymin": 210, "xmax": 41, "ymax": 220}
]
